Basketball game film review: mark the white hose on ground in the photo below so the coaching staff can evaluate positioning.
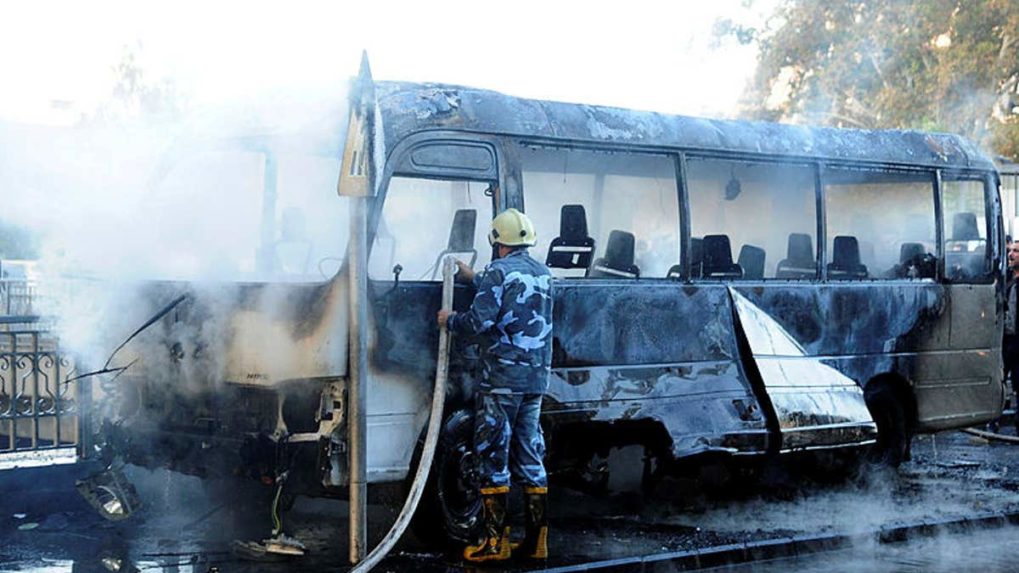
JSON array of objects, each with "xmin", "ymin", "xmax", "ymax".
[
  {"xmin": 962, "ymin": 427, "xmax": 1019, "ymax": 444},
  {"xmin": 349, "ymin": 256, "xmax": 455, "ymax": 573}
]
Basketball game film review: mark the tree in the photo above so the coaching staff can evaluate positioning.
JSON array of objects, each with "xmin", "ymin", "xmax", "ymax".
[
  {"xmin": 735, "ymin": 0, "xmax": 1019, "ymax": 160},
  {"xmin": 82, "ymin": 43, "xmax": 186, "ymax": 125}
]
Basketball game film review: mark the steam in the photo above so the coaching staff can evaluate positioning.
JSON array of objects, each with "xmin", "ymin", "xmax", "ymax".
[{"xmin": 1, "ymin": 86, "xmax": 351, "ymax": 394}]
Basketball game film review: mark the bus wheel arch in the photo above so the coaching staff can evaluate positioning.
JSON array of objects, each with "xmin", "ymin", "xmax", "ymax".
[{"xmin": 863, "ymin": 373, "xmax": 917, "ymax": 468}]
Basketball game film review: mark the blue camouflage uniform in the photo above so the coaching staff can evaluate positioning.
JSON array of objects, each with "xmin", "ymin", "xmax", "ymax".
[{"xmin": 447, "ymin": 248, "xmax": 553, "ymax": 490}]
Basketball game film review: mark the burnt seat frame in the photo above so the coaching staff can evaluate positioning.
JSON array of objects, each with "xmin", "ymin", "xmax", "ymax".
[
  {"xmin": 588, "ymin": 230, "xmax": 640, "ymax": 279},
  {"xmin": 776, "ymin": 233, "xmax": 817, "ymax": 279}
]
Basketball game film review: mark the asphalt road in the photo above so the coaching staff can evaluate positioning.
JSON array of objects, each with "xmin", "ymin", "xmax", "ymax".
[{"xmin": 4, "ymin": 429, "xmax": 1019, "ymax": 572}]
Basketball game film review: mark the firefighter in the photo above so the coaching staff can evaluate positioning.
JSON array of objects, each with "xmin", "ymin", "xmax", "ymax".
[{"xmin": 437, "ymin": 208, "xmax": 553, "ymax": 563}]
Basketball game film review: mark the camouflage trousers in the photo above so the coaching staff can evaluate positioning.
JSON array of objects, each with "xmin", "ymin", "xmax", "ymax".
[{"xmin": 473, "ymin": 392, "xmax": 547, "ymax": 490}]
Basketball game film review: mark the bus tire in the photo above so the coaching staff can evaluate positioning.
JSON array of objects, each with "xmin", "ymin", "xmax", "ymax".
[
  {"xmin": 409, "ymin": 408, "xmax": 481, "ymax": 548},
  {"xmin": 864, "ymin": 383, "xmax": 909, "ymax": 468}
]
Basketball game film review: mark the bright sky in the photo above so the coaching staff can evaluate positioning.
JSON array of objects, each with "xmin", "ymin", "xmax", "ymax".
[{"xmin": 0, "ymin": 0, "xmax": 776, "ymax": 125}]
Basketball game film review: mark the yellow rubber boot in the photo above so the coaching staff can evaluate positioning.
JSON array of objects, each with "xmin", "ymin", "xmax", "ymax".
[
  {"xmin": 515, "ymin": 486, "xmax": 548, "ymax": 560},
  {"xmin": 463, "ymin": 487, "xmax": 511, "ymax": 563}
]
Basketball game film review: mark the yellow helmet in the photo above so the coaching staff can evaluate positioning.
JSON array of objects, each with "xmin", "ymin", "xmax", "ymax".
[{"xmin": 489, "ymin": 208, "xmax": 537, "ymax": 247}]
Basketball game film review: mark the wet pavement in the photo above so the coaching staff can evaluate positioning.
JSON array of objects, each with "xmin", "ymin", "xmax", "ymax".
[
  {"xmin": 705, "ymin": 524, "xmax": 1019, "ymax": 573},
  {"xmin": 5, "ymin": 429, "xmax": 1019, "ymax": 572}
]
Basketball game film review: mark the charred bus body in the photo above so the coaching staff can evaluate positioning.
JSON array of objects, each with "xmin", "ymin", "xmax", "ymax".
[{"xmin": 74, "ymin": 66, "xmax": 1005, "ymax": 539}]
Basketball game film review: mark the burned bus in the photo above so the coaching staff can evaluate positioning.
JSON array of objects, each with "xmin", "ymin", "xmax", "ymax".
[{"xmin": 20, "ymin": 60, "xmax": 1005, "ymax": 546}]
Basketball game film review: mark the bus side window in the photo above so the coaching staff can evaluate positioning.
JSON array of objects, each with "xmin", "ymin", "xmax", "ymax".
[
  {"xmin": 942, "ymin": 178, "xmax": 991, "ymax": 281},
  {"xmin": 687, "ymin": 158, "xmax": 816, "ymax": 280},
  {"xmin": 519, "ymin": 146, "xmax": 680, "ymax": 279},
  {"xmin": 823, "ymin": 168, "xmax": 937, "ymax": 280}
]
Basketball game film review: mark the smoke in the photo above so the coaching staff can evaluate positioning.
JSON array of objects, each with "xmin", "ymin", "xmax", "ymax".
[
  {"xmin": 0, "ymin": 82, "xmax": 352, "ymax": 405},
  {"xmin": 3, "ymin": 98, "xmax": 348, "ymax": 277},
  {"xmin": 636, "ymin": 435, "xmax": 1019, "ymax": 561}
]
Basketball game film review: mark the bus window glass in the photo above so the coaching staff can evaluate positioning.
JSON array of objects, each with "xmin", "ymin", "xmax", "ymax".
[
  {"xmin": 520, "ymin": 146, "xmax": 680, "ymax": 279},
  {"xmin": 687, "ymin": 158, "xmax": 816, "ymax": 279},
  {"xmin": 942, "ymin": 177, "xmax": 990, "ymax": 281},
  {"xmin": 823, "ymin": 168, "xmax": 936, "ymax": 280},
  {"xmin": 370, "ymin": 177, "xmax": 492, "ymax": 281}
]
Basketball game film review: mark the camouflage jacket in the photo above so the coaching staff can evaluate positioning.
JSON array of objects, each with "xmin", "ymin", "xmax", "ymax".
[{"xmin": 448, "ymin": 249, "xmax": 553, "ymax": 394}]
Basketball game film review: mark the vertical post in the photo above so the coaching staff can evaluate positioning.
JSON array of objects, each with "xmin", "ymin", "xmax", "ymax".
[
  {"xmin": 257, "ymin": 150, "xmax": 279, "ymax": 274},
  {"xmin": 339, "ymin": 51, "xmax": 376, "ymax": 565},
  {"xmin": 347, "ymin": 196, "xmax": 369, "ymax": 564}
]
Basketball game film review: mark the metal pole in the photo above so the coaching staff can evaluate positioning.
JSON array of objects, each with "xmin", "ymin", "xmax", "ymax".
[
  {"xmin": 348, "ymin": 196, "xmax": 369, "ymax": 564},
  {"xmin": 257, "ymin": 151, "xmax": 279, "ymax": 274}
]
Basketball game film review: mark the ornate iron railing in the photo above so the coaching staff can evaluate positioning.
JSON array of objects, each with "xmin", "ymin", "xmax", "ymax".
[{"xmin": 0, "ymin": 280, "xmax": 83, "ymax": 462}]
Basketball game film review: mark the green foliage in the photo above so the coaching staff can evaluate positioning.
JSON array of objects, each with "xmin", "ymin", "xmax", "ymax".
[
  {"xmin": 993, "ymin": 116, "xmax": 1019, "ymax": 160},
  {"xmin": 740, "ymin": 0, "xmax": 1019, "ymax": 160},
  {"xmin": 82, "ymin": 44, "xmax": 186, "ymax": 126}
]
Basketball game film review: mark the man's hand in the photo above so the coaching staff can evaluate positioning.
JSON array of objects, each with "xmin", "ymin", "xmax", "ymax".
[
  {"xmin": 437, "ymin": 309, "xmax": 455, "ymax": 329},
  {"xmin": 454, "ymin": 260, "xmax": 475, "ymax": 283}
]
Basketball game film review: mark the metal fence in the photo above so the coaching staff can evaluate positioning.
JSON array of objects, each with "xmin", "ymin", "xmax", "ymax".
[{"xmin": 0, "ymin": 279, "xmax": 82, "ymax": 463}]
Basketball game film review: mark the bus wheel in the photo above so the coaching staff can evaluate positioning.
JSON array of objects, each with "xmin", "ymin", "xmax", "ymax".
[
  {"xmin": 864, "ymin": 383, "xmax": 909, "ymax": 468},
  {"xmin": 409, "ymin": 409, "xmax": 481, "ymax": 548}
]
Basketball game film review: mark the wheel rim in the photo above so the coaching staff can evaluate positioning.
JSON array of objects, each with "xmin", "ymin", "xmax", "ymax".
[{"xmin": 437, "ymin": 439, "xmax": 481, "ymax": 541}]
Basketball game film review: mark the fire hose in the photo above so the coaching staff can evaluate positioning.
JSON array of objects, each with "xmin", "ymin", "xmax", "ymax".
[
  {"xmin": 962, "ymin": 427, "xmax": 1019, "ymax": 444},
  {"xmin": 349, "ymin": 256, "xmax": 455, "ymax": 573}
]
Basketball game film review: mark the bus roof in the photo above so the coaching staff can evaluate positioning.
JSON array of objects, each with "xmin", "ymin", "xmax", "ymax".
[{"xmin": 374, "ymin": 81, "xmax": 995, "ymax": 172}]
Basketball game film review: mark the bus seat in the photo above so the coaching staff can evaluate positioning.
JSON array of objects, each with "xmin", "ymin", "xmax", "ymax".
[
  {"xmin": 776, "ymin": 233, "xmax": 816, "ymax": 279},
  {"xmin": 431, "ymin": 209, "xmax": 477, "ymax": 279},
  {"xmin": 546, "ymin": 204, "xmax": 595, "ymax": 271},
  {"xmin": 587, "ymin": 230, "xmax": 640, "ymax": 279},
  {"xmin": 702, "ymin": 235, "xmax": 743, "ymax": 279},
  {"xmin": 893, "ymin": 242, "xmax": 935, "ymax": 278},
  {"xmin": 899, "ymin": 242, "xmax": 925, "ymax": 264},
  {"xmin": 952, "ymin": 212, "xmax": 980, "ymax": 241},
  {"xmin": 827, "ymin": 235, "xmax": 868, "ymax": 279},
  {"xmin": 946, "ymin": 212, "xmax": 986, "ymax": 279},
  {"xmin": 667, "ymin": 237, "xmax": 702, "ymax": 279},
  {"xmin": 738, "ymin": 245, "xmax": 766, "ymax": 280}
]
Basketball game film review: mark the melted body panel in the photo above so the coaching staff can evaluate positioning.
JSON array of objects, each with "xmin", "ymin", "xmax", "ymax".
[
  {"xmin": 545, "ymin": 282, "xmax": 768, "ymax": 458},
  {"xmin": 731, "ymin": 282, "xmax": 1003, "ymax": 432},
  {"xmin": 730, "ymin": 288, "xmax": 876, "ymax": 451},
  {"xmin": 114, "ymin": 277, "xmax": 350, "ymax": 387},
  {"xmin": 365, "ymin": 273, "xmax": 1002, "ymax": 467}
]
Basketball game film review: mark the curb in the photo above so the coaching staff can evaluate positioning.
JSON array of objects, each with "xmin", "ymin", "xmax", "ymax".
[{"xmin": 535, "ymin": 510, "xmax": 1019, "ymax": 572}]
